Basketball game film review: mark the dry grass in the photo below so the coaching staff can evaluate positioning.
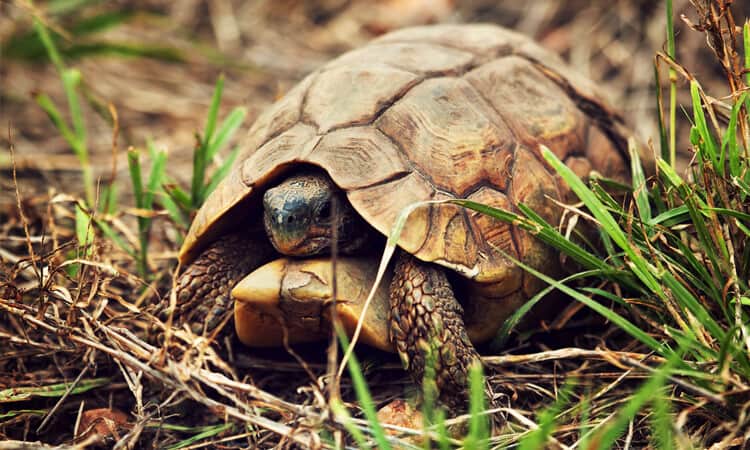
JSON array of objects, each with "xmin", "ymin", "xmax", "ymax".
[{"xmin": 2, "ymin": 0, "xmax": 750, "ymax": 448}]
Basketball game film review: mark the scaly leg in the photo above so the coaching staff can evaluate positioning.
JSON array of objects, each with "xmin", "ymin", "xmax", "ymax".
[
  {"xmin": 389, "ymin": 252, "xmax": 483, "ymax": 408},
  {"xmin": 172, "ymin": 232, "xmax": 275, "ymax": 335}
]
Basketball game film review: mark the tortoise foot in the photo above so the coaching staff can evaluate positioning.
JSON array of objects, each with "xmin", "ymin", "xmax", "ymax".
[
  {"xmin": 388, "ymin": 252, "xmax": 482, "ymax": 409},
  {"xmin": 170, "ymin": 232, "xmax": 275, "ymax": 335}
]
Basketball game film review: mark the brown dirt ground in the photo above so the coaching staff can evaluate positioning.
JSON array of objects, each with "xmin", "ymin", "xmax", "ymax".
[{"xmin": 1, "ymin": 1, "xmax": 749, "ymax": 448}]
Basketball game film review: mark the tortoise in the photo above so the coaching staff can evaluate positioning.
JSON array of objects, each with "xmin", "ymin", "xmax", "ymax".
[{"xmin": 174, "ymin": 23, "xmax": 642, "ymax": 406}]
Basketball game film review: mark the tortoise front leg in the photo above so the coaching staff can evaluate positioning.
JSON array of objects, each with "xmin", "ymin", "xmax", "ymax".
[
  {"xmin": 172, "ymin": 232, "xmax": 275, "ymax": 335},
  {"xmin": 389, "ymin": 252, "xmax": 482, "ymax": 408}
]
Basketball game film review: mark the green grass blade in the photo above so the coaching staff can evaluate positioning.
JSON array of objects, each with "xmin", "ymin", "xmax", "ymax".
[
  {"xmin": 589, "ymin": 178, "xmax": 623, "ymax": 212},
  {"xmin": 510, "ymin": 248, "xmax": 668, "ymax": 355},
  {"xmin": 3, "ymin": 3, "xmax": 185, "ymax": 61},
  {"xmin": 165, "ymin": 184, "xmax": 193, "ymax": 212},
  {"xmin": 127, "ymin": 147, "xmax": 158, "ymax": 277},
  {"xmin": 62, "ymin": 68, "xmax": 86, "ymax": 146},
  {"xmin": 577, "ymin": 392, "xmax": 593, "ymax": 450},
  {"xmin": 205, "ymin": 107, "xmax": 246, "ymax": 161},
  {"xmin": 434, "ymin": 410, "xmax": 451, "ymax": 450},
  {"xmin": 338, "ymin": 329, "xmax": 392, "ymax": 450},
  {"xmin": 463, "ymin": 364, "xmax": 489, "ymax": 450},
  {"xmin": 99, "ymin": 184, "xmax": 117, "ymax": 215},
  {"xmin": 541, "ymin": 146, "xmax": 661, "ymax": 293},
  {"xmin": 663, "ymin": 327, "xmax": 720, "ymax": 364},
  {"xmin": 518, "ymin": 379, "xmax": 575, "ymax": 450},
  {"xmin": 629, "ymin": 138, "xmax": 651, "ymax": 224},
  {"xmin": 666, "ymin": 0, "xmax": 677, "ymax": 167},
  {"xmin": 330, "ymin": 400, "xmax": 372, "ymax": 450},
  {"xmin": 706, "ymin": 207, "xmax": 750, "ymax": 223},
  {"xmin": 159, "ymin": 189, "xmax": 189, "ymax": 230},
  {"xmin": 69, "ymin": 10, "xmax": 135, "ymax": 35},
  {"xmin": 735, "ymin": 219, "xmax": 750, "ymax": 239},
  {"xmin": 75, "ymin": 202, "xmax": 94, "ymax": 257},
  {"xmin": 648, "ymin": 205, "xmax": 688, "ymax": 227},
  {"xmin": 190, "ymin": 75, "xmax": 231, "ymax": 208},
  {"xmin": 191, "ymin": 135, "xmax": 207, "ymax": 208},
  {"xmin": 661, "ymin": 272, "xmax": 725, "ymax": 341},
  {"xmin": 203, "ymin": 147, "xmax": 240, "ymax": 199},
  {"xmin": 203, "ymin": 74, "xmax": 225, "ymax": 146},
  {"xmin": 94, "ymin": 218, "xmax": 135, "ymax": 257},
  {"xmin": 657, "ymin": 159, "xmax": 726, "ymax": 274},
  {"xmin": 3, "ymin": 10, "xmax": 136, "ymax": 61},
  {"xmin": 420, "ymin": 344, "xmax": 439, "ymax": 432},
  {"xmin": 164, "ymin": 423, "xmax": 234, "ymax": 450},
  {"xmin": 454, "ymin": 200, "xmax": 613, "ymax": 274},
  {"xmin": 491, "ymin": 271, "xmax": 606, "ymax": 350},
  {"xmin": 690, "ymin": 81, "xmax": 719, "ymax": 173},
  {"xmin": 723, "ymin": 92, "xmax": 747, "ymax": 178},
  {"xmin": 490, "ymin": 282, "xmax": 557, "ymax": 350},
  {"xmin": 65, "ymin": 42, "xmax": 184, "ymax": 61},
  {"xmin": 655, "ymin": 62, "xmax": 669, "ymax": 161},
  {"xmin": 589, "ymin": 351, "xmax": 681, "ymax": 449},
  {"xmin": 656, "ymin": 158, "xmax": 685, "ymax": 190},
  {"xmin": 666, "ymin": 239, "xmax": 720, "ymax": 301},
  {"xmin": 33, "ymin": 17, "xmax": 95, "ymax": 206},
  {"xmin": 48, "ymin": 0, "xmax": 101, "ymax": 15},
  {"xmin": 651, "ymin": 388, "xmax": 675, "ymax": 450},
  {"xmin": 581, "ymin": 286, "xmax": 631, "ymax": 304},
  {"xmin": 0, "ymin": 410, "xmax": 46, "ymax": 419},
  {"xmin": 34, "ymin": 93, "xmax": 78, "ymax": 146},
  {"xmin": 0, "ymin": 378, "xmax": 110, "ymax": 402},
  {"xmin": 128, "ymin": 149, "xmax": 145, "ymax": 209},
  {"xmin": 32, "ymin": 19, "xmax": 65, "ymax": 73},
  {"xmin": 735, "ymin": 175, "xmax": 750, "ymax": 196},
  {"xmin": 145, "ymin": 147, "xmax": 168, "ymax": 209}
]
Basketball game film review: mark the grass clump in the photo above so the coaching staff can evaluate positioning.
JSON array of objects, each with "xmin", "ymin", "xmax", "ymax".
[
  {"xmin": 165, "ymin": 73, "xmax": 247, "ymax": 223},
  {"xmin": 454, "ymin": 2, "xmax": 750, "ymax": 446},
  {"xmin": 27, "ymin": 12, "xmax": 245, "ymax": 279}
]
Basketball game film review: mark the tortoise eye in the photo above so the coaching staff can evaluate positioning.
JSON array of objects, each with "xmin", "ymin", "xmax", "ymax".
[{"xmin": 317, "ymin": 200, "xmax": 332, "ymax": 219}]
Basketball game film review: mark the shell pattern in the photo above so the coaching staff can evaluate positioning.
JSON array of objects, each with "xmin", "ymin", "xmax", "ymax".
[{"xmin": 180, "ymin": 24, "xmax": 631, "ymax": 322}]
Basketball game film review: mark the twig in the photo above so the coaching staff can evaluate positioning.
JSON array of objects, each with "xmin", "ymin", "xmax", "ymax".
[{"xmin": 482, "ymin": 348, "xmax": 665, "ymax": 367}]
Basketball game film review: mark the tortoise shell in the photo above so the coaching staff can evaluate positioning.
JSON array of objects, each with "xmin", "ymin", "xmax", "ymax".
[{"xmin": 180, "ymin": 24, "xmax": 632, "ymax": 333}]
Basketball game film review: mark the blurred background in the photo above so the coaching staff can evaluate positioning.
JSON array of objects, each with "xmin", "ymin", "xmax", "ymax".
[{"xmin": 1, "ymin": 0, "xmax": 749, "ymax": 204}]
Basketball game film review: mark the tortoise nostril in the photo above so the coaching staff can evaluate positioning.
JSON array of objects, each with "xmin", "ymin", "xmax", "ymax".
[{"xmin": 274, "ymin": 210, "xmax": 308, "ymax": 228}]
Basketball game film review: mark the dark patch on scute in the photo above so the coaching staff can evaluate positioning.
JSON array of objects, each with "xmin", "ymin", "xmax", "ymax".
[{"xmin": 465, "ymin": 56, "xmax": 586, "ymax": 161}]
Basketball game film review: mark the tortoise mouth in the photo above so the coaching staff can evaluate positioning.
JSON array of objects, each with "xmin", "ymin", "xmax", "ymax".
[{"xmin": 266, "ymin": 228, "xmax": 332, "ymax": 256}]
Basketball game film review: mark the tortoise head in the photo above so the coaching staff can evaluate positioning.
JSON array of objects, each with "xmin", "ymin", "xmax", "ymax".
[{"xmin": 262, "ymin": 171, "xmax": 371, "ymax": 256}]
